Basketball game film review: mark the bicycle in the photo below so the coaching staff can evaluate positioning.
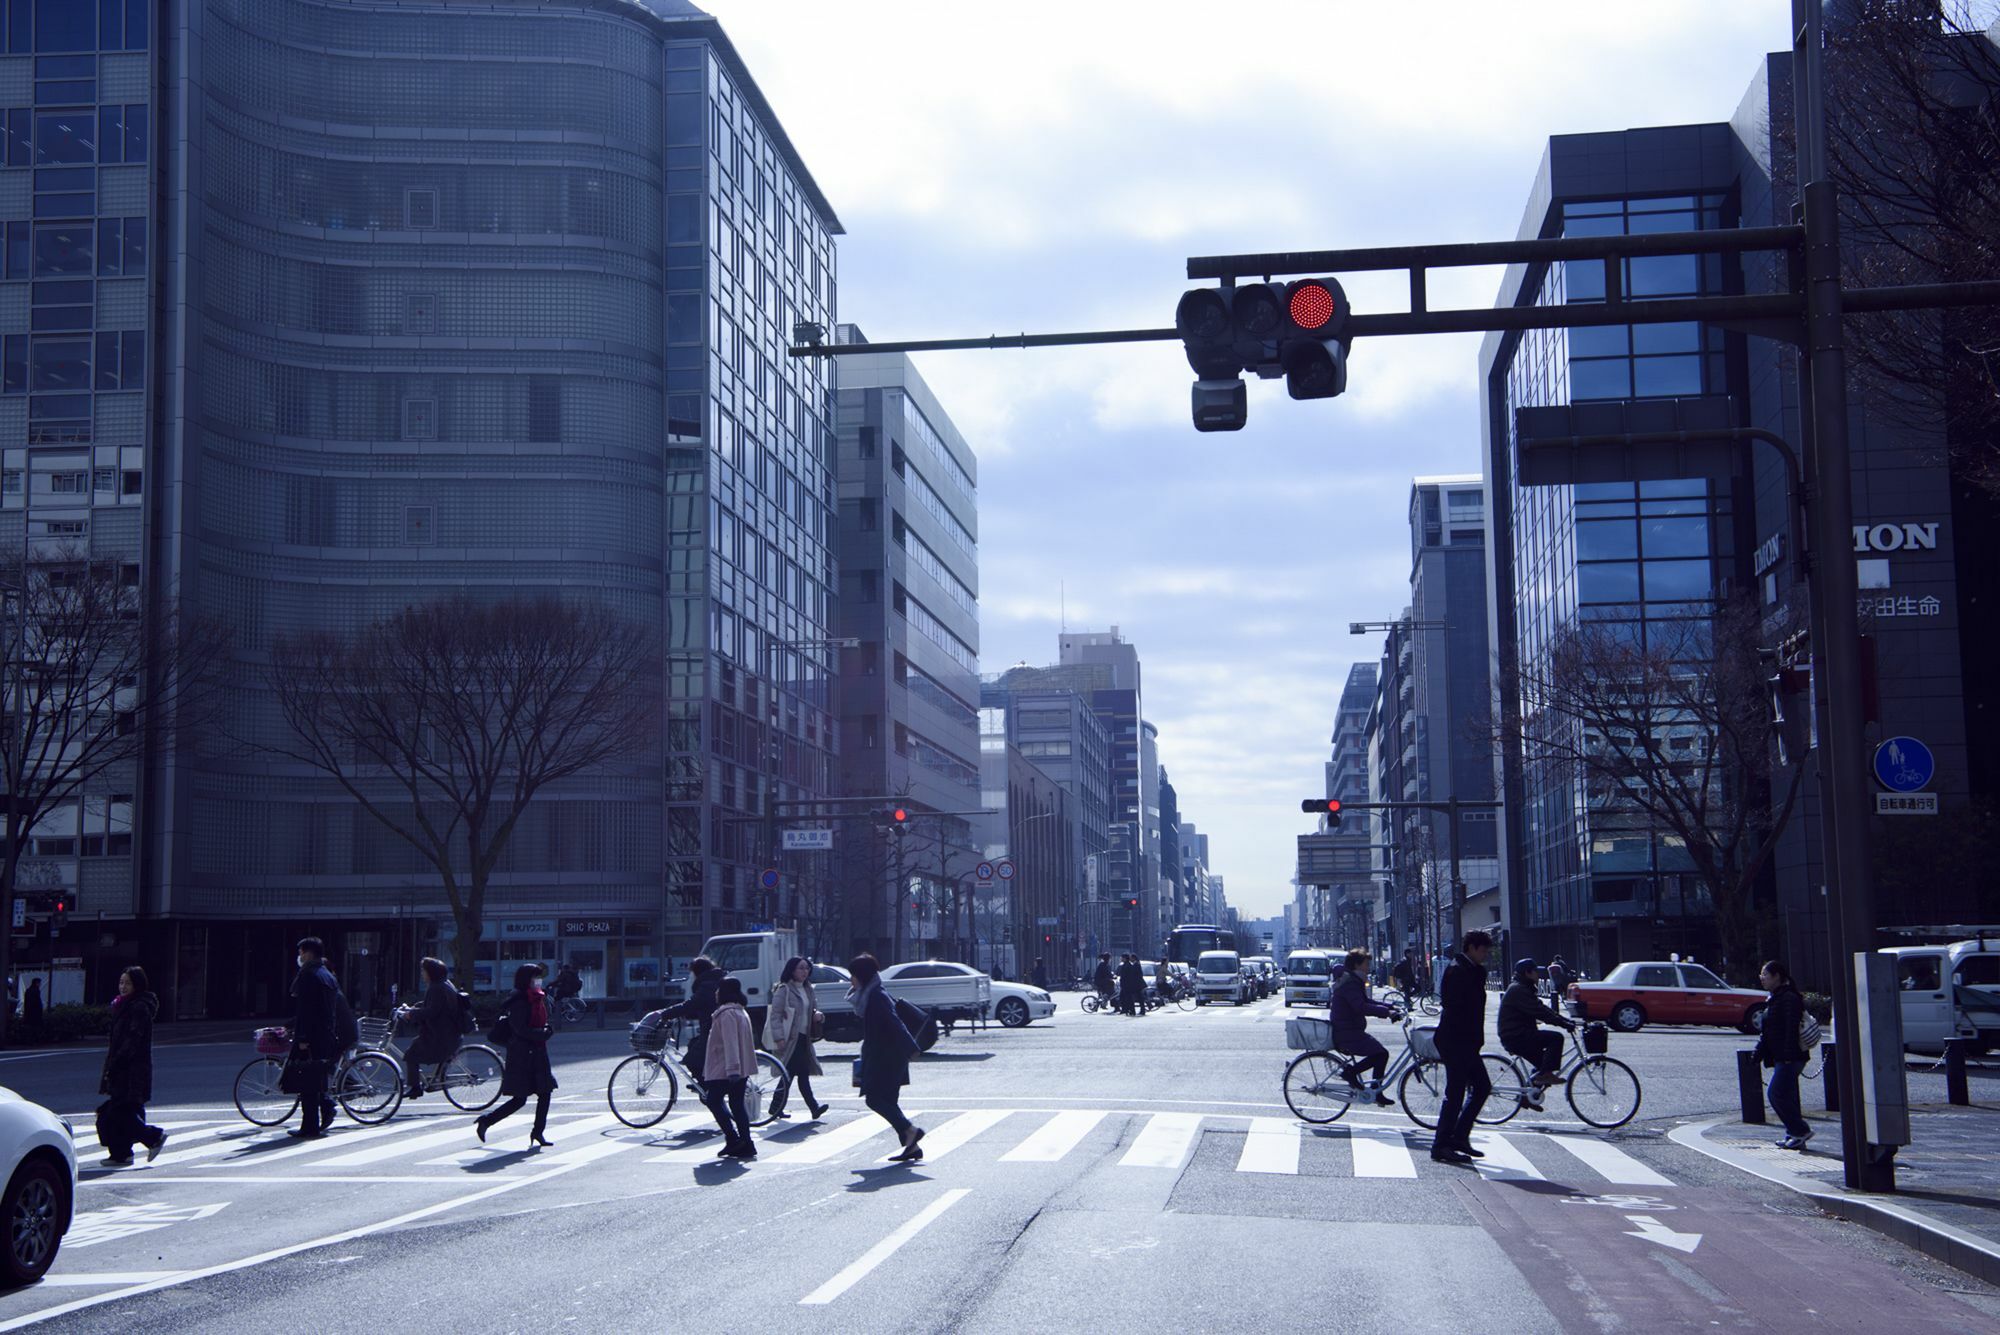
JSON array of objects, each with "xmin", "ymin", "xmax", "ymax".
[
  {"xmin": 1284, "ymin": 1012, "xmax": 1458, "ymax": 1130},
  {"xmin": 1079, "ymin": 990, "xmax": 1116, "ymax": 1015},
  {"xmin": 607, "ymin": 1017, "xmax": 787, "ymax": 1130},
  {"xmin": 551, "ymin": 994, "xmax": 588, "ymax": 1028},
  {"xmin": 1477, "ymin": 1022, "xmax": 1644, "ymax": 1130},
  {"xmin": 232, "ymin": 1024, "xmax": 407, "ymax": 1128},
  {"xmin": 1391, "ymin": 985, "xmax": 1441, "ymax": 1017},
  {"xmin": 383, "ymin": 1007, "xmax": 507, "ymax": 1112}
]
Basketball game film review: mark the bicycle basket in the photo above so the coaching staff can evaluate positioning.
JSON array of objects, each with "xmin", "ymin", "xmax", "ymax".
[
  {"xmin": 629, "ymin": 1009, "xmax": 671, "ymax": 1053},
  {"xmin": 1285, "ymin": 1016, "xmax": 1331, "ymax": 1052},
  {"xmin": 253, "ymin": 1026, "xmax": 290, "ymax": 1056},
  {"xmin": 1410, "ymin": 1025, "xmax": 1442, "ymax": 1063},
  {"xmin": 355, "ymin": 1017, "xmax": 395, "ymax": 1050},
  {"xmin": 1582, "ymin": 1021, "xmax": 1609, "ymax": 1055}
]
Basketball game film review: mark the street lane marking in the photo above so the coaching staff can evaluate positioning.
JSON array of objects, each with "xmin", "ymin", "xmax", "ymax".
[
  {"xmin": 1469, "ymin": 1131, "xmax": 1544, "ymax": 1179},
  {"xmin": 38, "ymin": 1272, "xmax": 188, "ymax": 1287},
  {"xmin": 1236, "ymin": 1118, "xmax": 1300, "ymax": 1174},
  {"xmin": 419, "ymin": 1114, "xmax": 560, "ymax": 1166},
  {"xmin": 1001, "ymin": 1109, "xmax": 1106, "ymax": 1163},
  {"xmin": 323, "ymin": 1114, "xmax": 610, "ymax": 1168},
  {"xmin": 1545, "ymin": 1134, "xmax": 1672, "ymax": 1186},
  {"xmin": 912, "ymin": 1109, "xmax": 1012, "ymax": 1162},
  {"xmin": 1347, "ymin": 1126, "xmax": 1419, "ymax": 1178},
  {"xmin": 642, "ymin": 1113, "xmax": 732, "ymax": 1164},
  {"xmin": 70, "ymin": 1119, "xmax": 227, "ymax": 1153},
  {"xmin": 1118, "ymin": 1112, "xmax": 1202, "ymax": 1169},
  {"xmin": 799, "ymin": 1188, "xmax": 970, "ymax": 1306},
  {"xmin": 764, "ymin": 1114, "xmax": 894, "ymax": 1165}
]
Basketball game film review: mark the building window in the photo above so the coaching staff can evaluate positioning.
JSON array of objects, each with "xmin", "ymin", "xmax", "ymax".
[
  {"xmin": 92, "ymin": 329, "xmax": 142, "ymax": 389},
  {"xmin": 92, "ymin": 466, "xmax": 114, "ymax": 492},
  {"xmin": 48, "ymin": 469, "xmax": 83, "ymax": 493},
  {"xmin": 1, "ymin": 470, "xmax": 19, "ymax": 494},
  {"xmin": 120, "ymin": 469, "xmax": 140, "ymax": 495},
  {"xmin": 404, "ymin": 292, "xmax": 437, "ymax": 335},
  {"xmin": 404, "ymin": 505, "xmax": 435, "ymax": 546},
  {"xmin": 402, "ymin": 397, "xmax": 437, "ymax": 440},
  {"xmin": 527, "ymin": 376, "xmax": 560, "ymax": 440},
  {"xmin": 404, "ymin": 188, "xmax": 438, "ymax": 230}
]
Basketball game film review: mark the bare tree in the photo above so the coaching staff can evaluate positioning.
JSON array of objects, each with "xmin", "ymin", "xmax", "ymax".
[
  {"xmin": 0, "ymin": 554, "xmax": 227, "ymax": 1045},
  {"xmin": 1504, "ymin": 600, "xmax": 1805, "ymax": 982},
  {"xmin": 266, "ymin": 595, "xmax": 656, "ymax": 989}
]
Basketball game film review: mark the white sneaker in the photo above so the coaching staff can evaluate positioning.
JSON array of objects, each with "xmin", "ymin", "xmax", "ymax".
[
  {"xmin": 1795, "ymin": 1125, "xmax": 1815, "ymax": 1145},
  {"xmin": 1775, "ymin": 1135, "xmax": 1802, "ymax": 1150}
]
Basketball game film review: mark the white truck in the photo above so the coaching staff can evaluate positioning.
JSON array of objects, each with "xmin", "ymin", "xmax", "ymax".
[
  {"xmin": 1882, "ymin": 935, "xmax": 2000, "ymax": 1054},
  {"xmin": 698, "ymin": 930, "xmax": 800, "ymax": 1030}
]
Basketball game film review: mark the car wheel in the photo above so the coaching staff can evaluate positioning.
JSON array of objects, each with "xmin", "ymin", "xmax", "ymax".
[
  {"xmin": 2, "ymin": 1158, "xmax": 67, "ymax": 1287},
  {"xmin": 1739, "ymin": 1002, "xmax": 1768, "ymax": 1035},
  {"xmin": 1610, "ymin": 1001, "xmax": 1646, "ymax": 1034},
  {"xmin": 997, "ymin": 998, "xmax": 1030, "ymax": 1028}
]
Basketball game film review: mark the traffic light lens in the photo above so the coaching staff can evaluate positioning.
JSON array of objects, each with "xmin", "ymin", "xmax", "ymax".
[
  {"xmin": 1289, "ymin": 282, "xmax": 1337, "ymax": 331},
  {"xmin": 1175, "ymin": 288, "xmax": 1231, "ymax": 342},
  {"xmin": 1232, "ymin": 284, "xmax": 1286, "ymax": 338},
  {"xmin": 892, "ymin": 808, "xmax": 907, "ymax": 821}
]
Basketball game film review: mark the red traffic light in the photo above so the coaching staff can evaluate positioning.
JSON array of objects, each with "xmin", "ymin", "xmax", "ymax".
[
  {"xmin": 891, "ymin": 807, "xmax": 908, "ymax": 823},
  {"xmin": 1300, "ymin": 798, "xmax": 1343, "ymax": 815},
  {"xmin": 1287, "ymin": 279, "xmax": 1341, "ymax": 331}
]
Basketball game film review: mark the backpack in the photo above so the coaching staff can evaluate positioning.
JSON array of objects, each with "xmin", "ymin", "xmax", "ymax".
[
  {"xmin": 333, "ymin": 988, "xmax": 360, "ymax": 1051},
  {"xmin": 456, "ymin": 988, "xmax": 476, "ymax": 1036}
]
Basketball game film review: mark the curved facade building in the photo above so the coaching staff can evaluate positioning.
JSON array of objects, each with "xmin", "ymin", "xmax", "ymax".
[{"xmin": 126, "ymin": 0, "xmax": 839, "ymax": 1012}]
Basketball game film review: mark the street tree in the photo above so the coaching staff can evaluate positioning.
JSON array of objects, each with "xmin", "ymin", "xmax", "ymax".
[
  {"xmin": 266, "ymin": 595, "xmax": 656, "ymax": 989},
  {"xmin": 1505, "ymin": 599, "xmax": 1805, "ymax": 981},
  {"xmin": 0, "ymin": 554, "xmax": 227, "ymax": 1046}
]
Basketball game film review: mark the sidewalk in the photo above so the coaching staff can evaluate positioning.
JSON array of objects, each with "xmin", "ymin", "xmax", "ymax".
[{"xmin": 1676, "ymin": 1098, "xmax": 2000, "ymax": 1286}]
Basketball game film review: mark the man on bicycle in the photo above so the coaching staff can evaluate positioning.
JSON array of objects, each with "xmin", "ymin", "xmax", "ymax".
[
  {"xmin": 1092, "ymin": 954, "xmax": 1115, "ymax": 1008},
  {"xmin": 1499, "ymin": 958, "xmax": 1576, "ymax": 1105},
  {"xmin": 1391, "ymin": 949, "xmax": 1419, "ymax": 999},
  {"xmin": 1329, "ymin": 949, "xmax": 1397, "ymax": 1106},
  {"xmin": 552, "ymin": 961, "xmax": 583, "ymax": 1006}
]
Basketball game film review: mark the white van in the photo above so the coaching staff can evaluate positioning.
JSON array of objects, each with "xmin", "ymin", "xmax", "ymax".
[
  {"xmin": 1284, "ymin": 949, "xmax": 1334, "ymax": 1008},
  {"xmin": 1882, "ymin": 938, "xmax": 2000, "ymax": 1054},
  {"xmin": 1195, "ymin": 950, "xmax": 1248, "ymax": 1006}
]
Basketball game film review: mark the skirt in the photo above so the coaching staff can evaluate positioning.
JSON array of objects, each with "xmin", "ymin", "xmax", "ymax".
[{"xmin": 785, "ymin": 1037, "xmax": 822, "ymax": 1078}]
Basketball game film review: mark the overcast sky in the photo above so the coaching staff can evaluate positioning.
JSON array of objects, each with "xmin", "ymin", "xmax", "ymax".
[{"xmin": 703, "ymin": 0, "xmax": 1813, "ymax": 916}]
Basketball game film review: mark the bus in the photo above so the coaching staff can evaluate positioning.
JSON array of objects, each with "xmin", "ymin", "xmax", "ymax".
[{"xmin": 1165, "ymin": 924, "xmax": 1238, "ymax": 970}]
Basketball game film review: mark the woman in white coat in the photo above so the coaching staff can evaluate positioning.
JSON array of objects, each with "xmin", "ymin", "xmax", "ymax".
[{"xmin": 764, "ymin": 956, "xmax": 829, "ymax": 1120}]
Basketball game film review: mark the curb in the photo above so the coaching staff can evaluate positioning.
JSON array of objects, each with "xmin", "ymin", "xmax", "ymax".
[{"xmin": 1671, "ymin": 1118, "xmax": 2000, "ymax": 1288}]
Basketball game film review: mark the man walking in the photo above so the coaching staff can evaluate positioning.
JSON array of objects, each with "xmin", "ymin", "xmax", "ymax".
[
  {"xmin": 1431, "ymin": 931, "xmax": 1493, "ymax": 1164},
  {"xmin": 1117, "ymin": 954, "xmax": 1145, "ymax": 1016},
  {"xmin": 290, "ymin": 937, "xmax": 340, "ymax": 1139}
]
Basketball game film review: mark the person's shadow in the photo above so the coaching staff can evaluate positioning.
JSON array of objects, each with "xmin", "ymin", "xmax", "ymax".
[{"xmin": 847, "ymin": 1163, "xmax": 928, "ymax": 1192}]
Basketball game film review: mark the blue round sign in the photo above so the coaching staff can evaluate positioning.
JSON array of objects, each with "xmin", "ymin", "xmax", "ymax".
[
  {"xmin": 1873, "ymin": 737, "xmax": 1935, "ymax": 793},
  {"xmin": 758, "ymin": 868, "xmax": 780, "ymax": 890}
]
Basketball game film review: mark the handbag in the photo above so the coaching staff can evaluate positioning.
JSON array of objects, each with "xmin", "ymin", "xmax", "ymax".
[
  {"xmin": 278, "ymin": 1047, "xmax": 309, "ymax": 1094},
  {"xmin": 850, "ymin": 1055, "xmax": 865, "ymax": 1088},
  {"xmin": 810, "ymin": 1010, "xmax": 826, "ymax": 1043},
  {"xmin": 487, "ymin": 1011, "xmax": 513, "ymax": 1047}
]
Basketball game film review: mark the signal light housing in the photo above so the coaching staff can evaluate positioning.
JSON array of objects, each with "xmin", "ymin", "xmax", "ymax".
[
  {"xmin": 1301, "ymin": 797, "xmax": 1344, "ymax": 828},
  {"xmin": 1173, "ymin": 276, "xmax": 1352, "ymax": 430}
]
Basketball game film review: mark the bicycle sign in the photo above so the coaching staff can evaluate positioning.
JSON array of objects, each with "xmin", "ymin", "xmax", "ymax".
[{"xmin": 1872, "ymin": 736, "xmax": 1935, "ymax": 793}]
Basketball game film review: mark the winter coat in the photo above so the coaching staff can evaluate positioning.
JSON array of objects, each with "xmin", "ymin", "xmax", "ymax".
[
  {"xmin": 21, "ymin": 980, "xmax": 42, "ymax": 1029},
  {"xmin": 1031, "ymin": 963, "xmax": 1051, "ymax": 991},
  {"xmin": 497, "ymin": 987, "xmax": 557, "ymax": 1097},
  {"xmin": 763, "ymin": 979, "xmax": 821, "ymax": 1075},
  {"xmin": 101, "ymin": 990, "xmax": 156, "ymax": 1104},
  {"xmin": 291, "ymin": 962, "xmax": 340, "ymax": 1057},
  {"xmin": 1117, "ymin": 962, "xmax": 1144, "ymax": 1002},
  {"xmin": 407, "ymin": 980, "xmax": 463, "ymax": 1066},
  {"xmin": 1330, "ymin": 970, "xmax": 1393, "ymax": 1044},
  {"xmin": 1756, "ymin": 981, "xmax": 1808, "ymax": 1067},
  {"xmin": 1093, "ymin": 961, "xmax": 1115, "ymax": 993},
  {"xmin": 1391, "ymin": 959, "xmax": 1417, "ymax": 992},
  {"xmin": 1434, "ymin": 952, "xmax": 1489, "ymax": 1056},
  {"xmin": 662, "ymin": 969, "xmax": 720, "ymax": 1079},
  {"xmin": 854, "ymin": 978, "xmax": 918, "ymax": 1094},
  {"xmin": 1498, "ymin": 979, "xmax": 1570, "ymax": 1049},
  {"xmin": 705, "ymin": 1003, "xmax": 758, "ymax": 1082}
]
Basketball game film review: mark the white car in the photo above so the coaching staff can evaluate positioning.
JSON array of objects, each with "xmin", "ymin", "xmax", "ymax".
[
  {"xmin": 1195, "ymin": 950, "xmax": 1250, "ymax": 1006},
  {"xmin": 988, "ymin": 979, "xmax": 1056, "ymax": 1028},
  {"xmin": 0, "ymin": 1087, "xmax": 75, "ymax": 1285}
]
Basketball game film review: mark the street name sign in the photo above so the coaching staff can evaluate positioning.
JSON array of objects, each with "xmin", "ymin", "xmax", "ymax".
[{"xmin": 783, "ymin": 828, "xmax": 834, "ymax": 851}]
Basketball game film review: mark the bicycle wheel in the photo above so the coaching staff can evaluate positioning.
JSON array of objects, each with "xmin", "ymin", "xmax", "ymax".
[
  {"xmin": 1398, "ymin": 1059, "xmax": 1449, "ymax": 1130},
  {"xmin": 441, "ymin": 1045, "xmax": 505, "ymax": 1112},
  {"xmin": 608, "ymin": 1054, "xmax": 678, "ymax": 1128},
  {"xmin": 233, "ymin": 1057, "xmax": 298, "ymax": 1127},
  {"xmin": 1566, "ymin": 1055, "xmax": 1643, "ymax": 1129},
  {"xmin": 1418, "ymin": 993, "xmax": 1441, "ymax": 1017},
  {"xmin": 1175, "ymin": 991, "xmax": 1196, "ymax": 1012},
  {"xmin": 1080, "ymin": 994, "xmax": 1101, "ymax": 1014},
  {"xmin": 1477, "ymin": 1054, "xmax": 1527, "ymax": 1126},
  {"xmin": 1283, "ymin": 1051, "xmax": 1355, "ymax": 1124},
  {"xmin": 744, "ymin": 1052, "xmax": 786, "ymax": 1127},
  {"xmin": 337, "ymin": 1052, "xmax": 404, "ymax": 1124}
]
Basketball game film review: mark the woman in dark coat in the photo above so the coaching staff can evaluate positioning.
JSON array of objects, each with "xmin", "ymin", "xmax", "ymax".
[
  {"xmin": 849, "ymin": 953, "xmax": 924, "ymax": 1162},
  {"xmin": 660, "ymin": 956, "xmax": 722, "ymax": 1080},
  {"xmin": 475, "ymin": 964, "xmax": 556, "ymax": 1147},
  {"xmin": 402, "ymin": 957, "xmax": 463, "ymax": 1099},
  {"xmin": 98, "ymin": 966, "xmax": 166, "ymax": 1165}
]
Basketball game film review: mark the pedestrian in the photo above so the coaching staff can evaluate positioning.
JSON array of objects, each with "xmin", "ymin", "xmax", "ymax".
[
  {"xmin": 477, "ymin": 964, "xmax": 557, "ymax": 1147},
  {"xmin": 402, "ymin": 957, "xmax": 463, "ymax": 1099},
  {"xmin": 1031, "ymin": 957, "xmax": 1050, "ymax": 992},
  {"xmin": 97, "ymin": 966, "xmax": 166, "ymax": 1166},
  {"xmin": 1431, "ymin": 930, "xmax": 1494, "ymax": 1165},
  {"xmin": 660, "ymin": 956, "xmax": 722, "ymax": 1081},
  {"xmin": 764, "ymin": 956, "xmax": 828, "ymax": 1121},
  {"xmin": 1330, "ymin": 950, "xmax": 1396, "ymax": 1106},
  {"xmin": 1092, "ymin": 953, "xmax": 1115, "ymax": 1006},
  {"xmin": 21, "ymin": 978, "xmax": 43, "ymax": 1032},
  {"xmin": 848, "ymin": 953, "xmax": 924, "ymax": 1162},
  {"xmin": 290, "ymin": 936, "xmax": 340, "ymax": 1139},
  {"xmin": 1391, "ymin": 950, "xmax": 1418, "ymax": 998},
  {"xmin": 1755, "ymin": 960, "xmax": 1813, "ymax": 1149},
  {"xmin": 704, "ymin": 977, "xmax": 760, "ymax": 1159},
  {"xmin": 1117, "ymin": 954, "xmax": 1145, "ymax": 1015},
  {"xmin": 1547, "ymin": 955, "xmax": 1569, "ymax": 1003}
]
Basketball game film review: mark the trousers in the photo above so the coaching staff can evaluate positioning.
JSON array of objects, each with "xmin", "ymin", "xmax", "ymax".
[{"xmin": 1436, "ymin": 1045, "xmax": 1491, "ymax": 1150}]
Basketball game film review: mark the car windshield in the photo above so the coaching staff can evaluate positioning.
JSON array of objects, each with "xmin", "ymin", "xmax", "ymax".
[
  {"xmin": 1198, "ymin": 953, "xmax": 1239, "ymax": 971},
  {"xmin": 1288, "ymin": 957, "xmax": 1330, "ymax": 975}
]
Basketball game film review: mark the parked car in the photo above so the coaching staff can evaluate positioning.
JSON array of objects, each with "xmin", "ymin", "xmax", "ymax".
[
  {"xmin": 1283, "ymin": 949, "xmax": 1334, "ymax": 1008},
  {"xmin": 880, "ymin": 960, "xmax": 994, "ymax": 1029},
  {"xmin": 1883, "ymin": 938, "xmax": 2000, "ymax": 1054},
  {"xmin": 988, "ymin": 978, "xmax": 1057, "ymax": 1028},
  {"xmin": 0, "ymin": 1087, "xmax": 74, "ymax": 1286},
  {"xmin": 1195, "ymin": 950, "xmax": 1250, "ymax": 1006},
  {"xmin": 807, "ymin": 963, "xmax": 860, "ymax": 1043},
  {"xmin": 1567, "ymin": 960, "xmax": 1769, "ymax": 1033}
]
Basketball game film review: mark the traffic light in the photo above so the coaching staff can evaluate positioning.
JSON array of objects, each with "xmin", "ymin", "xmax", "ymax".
[
  {"xmin": 49, "ymin": 894, "xmax": 67, "ymax": 933},
  {"xmin": 1767, "ymin": 665, "xmax": 1811, "ymax": 768},
  {"xmin": 889, "ymin": 806, "xmax": 910, "ymax": 838},
  {"xmin": 1126, "ymin": 897, "xmax": 1140, "ymax": 910},
  {"xmin": 1278, "ymin": 278, "xmax": 1349, "ymax": 400},
  {"xmin": 1174, "ymin": 277, "xmax": 1350, "ymax": 431},
  {"xmin": 1175, "ymin": 287, "xmax": 1247, "ymax": 432},
  {"xmin": 1301, "ymin": 797, "xmax": 1343, "ymax": 828}
]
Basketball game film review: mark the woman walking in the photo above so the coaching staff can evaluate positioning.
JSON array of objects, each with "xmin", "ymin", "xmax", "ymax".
[
  {"xmin": 703, "ymin": 977, "xmax": 760, "ymax": 1159},
  {"xmin": 476, "ymin": 964, "xmax": 556, "ymax": 1148},
  {"xmin": 849, "ymin": 954, "xmax": 924, "ymax": 1162},
  {"xmin": 402, "ymin": 957, "xmax": 462, "ymax": 1099},
  {"xmin": 764, "ymin": 956, "xmax": 828, "ymax": 1121},
  {"xmin": 98, "ymin": 967, "xmax": 166, "ymax": 1166},
  {"xmin": 1755, "ymin": 960, "xmax": 1814, "ymax": 1150}
]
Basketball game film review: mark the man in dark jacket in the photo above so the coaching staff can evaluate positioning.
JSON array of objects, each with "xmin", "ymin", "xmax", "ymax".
[
  {"xmin": 1754, "ymin": 960, "xmax": 1813, "ymax": 1149},
  {"xmin": 1498, "ymin": 959, "xmax": 1575, "ymax": 1101},
  {"xmin": 1390, "ymin": 950, "xmax": 1418, "ymax": 997},
  {"xmin": 661, "ymin": 956, "xmax": 722, "ymax": 1080},
  {"xmin": 291, "ymin": 936, "xmax": 340, "ymax": 1139},
  {"xmin": 1031, "ymin": 958, "xmax": 1050, "ymax": 991},
  {"xmin": 1432, "ymin": 931, "xmax": 1493, "ymax": 1164},
  {"xmin": 1330, "ymin": 950, "xmax": 1397, "ymax": 1105},
  {"xmin": 1093, "ymin": 954, "xmax": 1115, "ymax": 1006},
  {"xmin": 1117, "ymin": 955, "xmax": 1145, "ymax": 1016},
  {"xmin": 403, "ymin": 957, "xmax": 464, "ymax": 1098}
]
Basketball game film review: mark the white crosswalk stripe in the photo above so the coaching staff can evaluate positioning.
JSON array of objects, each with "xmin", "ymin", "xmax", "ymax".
[
  {"xmin": 1542, "ymin": 1132, "xmax": 1673, "ymax": 1186},
  {"xmin": 1236, "ymin": 1118, "xmax": 1300, "ymax": 1175},
  {"xmin": 1468, "ymin": 1129, "xmax": 1545, "ymax": 1179},
  {"xmin": 1347, "ymin": 1125, "xmax": 1419, "ymax": 1178},
  {"xmin": 1000, "ymin": 1110, "xmax": 1105, "ymax": 1162},
  {"xmin": 912, "ymin": 1109, "xmax": 1013, "ymax": 1163},
  {"xmin": 763, "ymin": 1111, "xmax": 894, "ymax": 1165},
  {"xmin": 1118, "ymin": 1113, "xmax": 1202, "ymax": 1169}
]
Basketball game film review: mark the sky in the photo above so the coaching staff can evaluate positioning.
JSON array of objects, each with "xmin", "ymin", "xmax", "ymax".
[{"xmin": 701, "ymin": 0, "xmax": 1806, "ymax": 916}]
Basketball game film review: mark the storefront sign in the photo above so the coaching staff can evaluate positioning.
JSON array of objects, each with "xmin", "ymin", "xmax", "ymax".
[
  {"xmin": 497, "ymin": 918, "xmax": 556, "ymax": 940},
  {"xmin": 1851, "ymin": 522, "xmax": 1940, "ymax": 553},
  {"xmin": 560, "ymin": 918, "xmax": 616, "ymax": 937},
  {"xmin": 1753, "ymin": 532, "xmax": 1786, "ymax": 576},
  {"xmin": 1857, "ymin": 595, "xmax": 1942, "ymax": 619}
]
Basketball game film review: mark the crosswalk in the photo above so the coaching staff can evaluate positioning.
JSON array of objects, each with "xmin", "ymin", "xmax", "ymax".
[{"xmin": 71, "ymin": 1105, "xmax": 1672, "ymax": 1190}]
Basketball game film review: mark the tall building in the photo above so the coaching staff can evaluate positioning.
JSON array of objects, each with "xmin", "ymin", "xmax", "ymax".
[
  {"xmin": 829, "ymin": 328, "xmax": 980, "ymax": 960},
  {"xmin": 975, "ymin": 708, "xmax": 1075, "ymax": 980},
  {"xmin": 1297, "ymin": 664, "xmax": 1376, "ymax": 950},
  {"xmin": 91, "ymin": 0, "xmax": 842, "ymax": 1013},
  {"xmin": 1157, "ymin": 767, "xmax": 1182, "ymax": 928},
  {"xmin": 1057, "ymin": 628, "xmax": 1156, "ymax": 951}
]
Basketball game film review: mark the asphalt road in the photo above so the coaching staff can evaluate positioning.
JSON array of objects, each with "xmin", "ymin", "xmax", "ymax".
[{"xmin": 0, "ymin": 993, "xmax": 1994, "ymax": 1333}]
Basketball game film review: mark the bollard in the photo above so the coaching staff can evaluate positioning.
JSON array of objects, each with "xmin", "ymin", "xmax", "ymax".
[
  {"xmin": 1945, "ymin": 1039, "xmax": 1970, "ymax": 1106},
  {"xmin": 1737, "ymin": 1048, "xmax": 1767, "ymax": 1124},
  {"xmin": 1822, "ymin": 1041, "xmax": 1839, "ymax": 1113}
]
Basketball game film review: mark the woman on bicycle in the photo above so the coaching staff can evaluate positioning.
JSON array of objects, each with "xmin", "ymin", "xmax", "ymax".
[
  {"xmin": 764, "ymin": 957, "xmax": 828, "ymax": 1121},
  {"xmin": 403, "ymin": 957, "xmax": 462, "ymax": 1100},
  {"xmin": 1330, "ymin": 950, "xmax": 1396, "ymax": 1106},
  {"xmin": 476, "ymin": 964, "xmax": 556, "ymax": 1148}
]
